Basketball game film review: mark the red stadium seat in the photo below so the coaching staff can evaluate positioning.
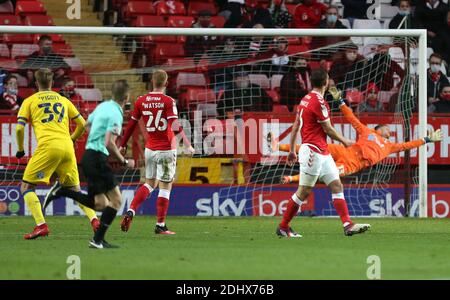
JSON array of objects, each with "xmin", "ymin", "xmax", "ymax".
[
  {"xmin": 75, "ymin": 88, "xmax": 102, "ymax": 101},
  {"xmin": 345, "ymin": 90, "xmax": 364, "ymax": 105},
  {"xmin": 3, "ymin": 33, "xmax": 33, "ymax": 44},
  {"xmin": 167, "ymin": 16, "xmax": 194, "ymax": 28},
  {"xmin": 15, "ymin": 1, "xmax": 46, "ymax": 16},
  {"xmin": 210, "ymin": 16, "xmax": 225, "ymax": 28},
  {"xmin": 11, "ymin": 43, "xmax": 39, "ymax": 59},
  {"xmin": 154, "ymin": 1, "xmax": 186, "ymax": 16},
  {"xmin": 23, "ymin": 15, "xmax": 53, "ymax": 26},
  {"xmin": 124, "ymin": 1, "xmax": 154, "ymax": 19},
  {"xmin": 0, "ymin": 15, "xmax": 21, "ymax": 25},
  {"xmin": 0, "ymin": 44, "xmax": 10, "ymax": 57},
  {"xmin": 74, "ymin": 75, "xmax": 94, "ymax": 88},
  {"xmin": 153, "ymin": 43, "xmax": 185, "ymax": 64},
  {"xmin": 286, "ymin": 4, "xmax": 297, "ymax": 16},
  {"xmin": 64, "ymin": 57, "xmax": 83, "ymax": 72},
  {"xmin": 287, "ymin": 44, "xmax": 309, "ymax": 55},
  {"xmin": 176, "ymin": 72, "xmax": 207, "ymax": 90},
  {"xmin": 142, "ymin": 35, "xmax": 177, "ymax": 44},
  {"xmin": 0, "ymin": 58, "xmax": 20, "ymax": 71},
  {"xmin": 134, "ymin": 15, "xmax": 165, "ymax": 27},
  {"xmin": 188, "ymin": 2, "xmax": 217, "ymax": 16},
  {"xmin": 248, "ymin": 74, "xmax": 270, "ymax": 89},
  {"xmin": 18, "ymin": 87, "xmax": 36, "ymax": 99},
  {"xmin": 272, "ymin": 105, "xmax": 290, "ymax": 114}
]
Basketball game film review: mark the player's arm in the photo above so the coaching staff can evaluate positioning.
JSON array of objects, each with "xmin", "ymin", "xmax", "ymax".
[
  {"xmin": 120, "ymin": 100, "xmax": 141, "ymax": 149},
  {"xmin": 105, "ymin": 129, "xmax": 134, "ymax": 168},
  {"xmin": 321, "ymin": 119, "xmax": 354, "ymax": 147},
  {"xmin": 390, "ymin": 129, "xmax": 443, "ymax": 153},
  {"xmin": 66, "ymin": 100, "xmax": 85, "ymax": 142},
  {"xmin": 15, "ymin": 99, "xmax": 30, "ymax": 158},
  {"xmin": 70, "ymin": 115, "xmax": 86, "ymax": 142},
  {"xmin": 287, "ymin": 113, "xmax": 301, "ymax": 166},
  {"xmin": 329, "ymin": 87, "xmax": 366, "ymax": 134}
]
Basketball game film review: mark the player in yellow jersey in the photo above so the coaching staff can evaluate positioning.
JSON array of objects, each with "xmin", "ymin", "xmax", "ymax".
[{"xmin": 15, "ymin": 68, "xmax": 100, "ymax": 239}]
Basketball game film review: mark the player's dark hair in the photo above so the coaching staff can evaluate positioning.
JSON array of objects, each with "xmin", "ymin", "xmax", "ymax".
[
  {"xmin": 398, "ymin": 0, "xmax": 410, "ymax": 6},
  {"xmin": 35, "ymin": 68, "xmax": 53, "ymax": 90},
  {"xmin": 429, "ymin": 53, "xmax": 443, "ymax": 62},
  {"xmin": 38, "ymin": 35, "xmax": 52, "ymax": 44},
  {"xmin": 4, "ymin": 74, "xmax": 18, "ymax": 84},
  {"xmin": 375, "ymin": 124, "xmax": 388, "ymax": 131},
  {"xmin": 152, "ymin": 69, "xmax": 168, "ymax": 89},
  {"xmin": 310, "ymin": 68, "xmax": 329, "ymax": 88},
  {"xmin": 112, "ymin": 79, "xmax": 129, "ymax": 102}
]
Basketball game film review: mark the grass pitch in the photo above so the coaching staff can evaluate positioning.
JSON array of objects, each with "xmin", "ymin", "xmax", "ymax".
[{"xmin": 0, "ymin": 216, "xmax": 449, "ymax": 280}]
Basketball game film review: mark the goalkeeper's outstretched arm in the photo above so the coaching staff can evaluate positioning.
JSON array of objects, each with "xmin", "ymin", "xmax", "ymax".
[{"xmin": 390, "ymin": 129, "xmax": 443, "ymax": 154}]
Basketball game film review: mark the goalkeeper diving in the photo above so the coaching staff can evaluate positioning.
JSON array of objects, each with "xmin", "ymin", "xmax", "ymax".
[{"xmin": 271, "ymin": 87, "xmax": 443, "ymax": 183}]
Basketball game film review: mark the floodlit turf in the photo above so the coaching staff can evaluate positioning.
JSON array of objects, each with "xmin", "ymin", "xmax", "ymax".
[{"xmin": 0, "ymin": 216, "xmax": 449, "ymax": 280}]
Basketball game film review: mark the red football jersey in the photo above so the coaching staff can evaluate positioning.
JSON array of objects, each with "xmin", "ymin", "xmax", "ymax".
[
  {"xmin": 131, "ymin": 92, "xmax": 178, "ymax": 151},
  {"xmin": 296, "ymin": 90, "xmax": 330, "ymax": 154}
]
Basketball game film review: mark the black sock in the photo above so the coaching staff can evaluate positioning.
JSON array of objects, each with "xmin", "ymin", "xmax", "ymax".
[
  {"xmin": 94, "ymin": 206, "xmax": 117, "ymax": 243},
  {"xmin": 58, "ymin": 188, "xmax": 95, "ymax": 209}
]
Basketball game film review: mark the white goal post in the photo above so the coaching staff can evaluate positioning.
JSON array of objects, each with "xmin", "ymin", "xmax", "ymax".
[{"xmin": 0, "ymin": 26, "xmax": 428, "ymax": 217}]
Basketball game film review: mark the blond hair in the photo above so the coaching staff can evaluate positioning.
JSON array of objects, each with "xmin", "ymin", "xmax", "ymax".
[
  {"xmin": 152, "ymin": 69, "xmax": 168, "ymax": 89},
  {"xmin": 35, "ymin": 68, "xmax": 53, "ymax": 89}
]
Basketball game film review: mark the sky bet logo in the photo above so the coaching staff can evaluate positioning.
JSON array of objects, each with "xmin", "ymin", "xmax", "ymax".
[{"xmin": 196, "ymin": 193, "xmax": 247, "ymax": 216}]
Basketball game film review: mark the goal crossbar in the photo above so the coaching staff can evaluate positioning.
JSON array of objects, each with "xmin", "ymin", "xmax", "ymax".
[{"xmin": 0, "ymin": 26, "xmax": 428, "ymax": 217}]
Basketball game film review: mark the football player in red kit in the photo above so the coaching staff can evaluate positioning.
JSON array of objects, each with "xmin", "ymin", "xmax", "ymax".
[
  {"xmin": 277, "ymin": 69, "xmax": 371, "ymax": 238},
  {"xmin": 119, "ymin": 69, "xmax": 194, "ymax": 235}
]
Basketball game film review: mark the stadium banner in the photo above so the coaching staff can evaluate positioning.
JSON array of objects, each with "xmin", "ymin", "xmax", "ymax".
[
  {"xmin": 1, "ymin": 184, "xmax": 449, "ymax": 218},
  {"xmin": 0, "ymin": 115, "xmax": 86, "ymax": 164},
  {"xmin": 240, "ymin": 113, "xmax": 450, "ymax": 164}
]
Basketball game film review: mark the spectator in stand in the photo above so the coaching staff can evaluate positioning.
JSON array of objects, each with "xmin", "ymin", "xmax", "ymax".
[
  {"xmin": 292, "ymin": 0, "xmax": 327, "ymax": 29},
  {"xmin": 429, "ymin": 84, "xmax": 450, "ymax": 113},
  {"xmin": 364, "ymin": 44, "xmax": 405, "ymax": 91},
  {"xmin": 279, "ymin": 56, "xmax": 312, "ymax": 112},
  {"xmin": 427, "ymin": 53, "xmax": 450, "ymax": 109},
  {"xmin": 415, "ymin": 0, "xmax": 448, "ymax": 46},
  {"xmin": 240, "ymin": 23, "xmax": 272, "ymax": 59},
  {"xmin": 217, "ymin": 68, "xmax": 273, "ymax": 118},
  {"xmin": 269, "ymin": 0, "xmax": 293, "ymax": 28},
  {"xmin": 389, "ymin": 0, "xmax": 420, "ymax": 29},
  {"xmin": 21, "ymin": 35, "xmax": 70, "ymax": 88},
  {"xmin": 432, "ymin": 10, "xmax": 450, "ymax": 73},
  {"xmin": 329, "ymin": 43, "xmax": 366, "ymax": 91},
  {"xmin": 262, "ymin": 37, "xmax": 291, "ymax": 76},
  {"xmin": 357, "ymin": 82, "xmax": 384, "ymax": 113},
  {"xmin": 341, "ymin": 0, "xmax": 370, "ymax": 26},
  {"xmin": 59, "ymin": 76, "xmax": 83, "ymax": 109},
  {"xmin": 242, "ymin": 0, "xmax": 274, "ymax": 28},
  {"xmin": 0, "ymin": 75, "xmax": 23, "ymax": 111},
  {"xmin": 0, "ymin": 68, "xmax": 8, "ymax": 95},
  {"xmin": 185, "ymin": 10, "xmax": 219, "ymax": 63},
  {"xmin": 312, "ymin": 5, "xmax": 349, "ymax": 49},
  {"xmin": 0, "ymin": 0, "xmax": 14, "ymax": 13},
  {"xmin": 223, "ymin": 0, "xmax": 244, "ymax": 28}
]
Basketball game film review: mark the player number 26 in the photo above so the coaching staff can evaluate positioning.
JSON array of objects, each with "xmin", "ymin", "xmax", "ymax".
[
  {"xmin": 38, "ymin": 102, "xmax": 65, "ymax": 123},
  {"xmin": 142, "ymin": 110, "xmax": 167, "ymax": 132}
]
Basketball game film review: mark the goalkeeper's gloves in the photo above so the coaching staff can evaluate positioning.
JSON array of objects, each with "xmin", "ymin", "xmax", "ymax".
[
  {"xmin": 424, "ymin": 129, "xmax": 443, "ymax": 143},
  {"xmin": 16, "ymin": 151, "xmax": 25, "ymax": 159},
  {"xmin": 328, "ymin": 87, "xmax": 345, "ymax": 106}
]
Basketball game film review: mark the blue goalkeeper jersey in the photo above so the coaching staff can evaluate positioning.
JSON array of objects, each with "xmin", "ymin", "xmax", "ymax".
[{"xmin": 85, "ymin": 100, "xmax": 123, "ymax": 156}]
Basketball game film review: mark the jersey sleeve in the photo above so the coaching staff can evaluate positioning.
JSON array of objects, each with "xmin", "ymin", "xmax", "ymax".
[
  {"xmin": 389, "ymin": 138, "xmax": 426, "ymax": 154},
  {"xmin": 106, "ymin": 110, "xmax": 123, "ymax": 136},
  {"xmin": 66, "ymin": 98, "xmax": 82, "ymax": 120},
  {"xmin": 312, "ymin": 99, "xmax": 330, "ymax": 123},
  {"xmin": 17, "ymin": 98, "xmax": 30, "ymax": 126},
  {"xmin": 166, "ymin": 97, "xmax": 178, "ymax": 120},
  {"xmin": 131, "ymin": 97, "xmax": 142, "ymax": 121}
]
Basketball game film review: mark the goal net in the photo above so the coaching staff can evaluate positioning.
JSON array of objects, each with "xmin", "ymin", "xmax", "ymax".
[{"xmin": 0, "ymin": 27, "xmax": 428, "ymax": 218}]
